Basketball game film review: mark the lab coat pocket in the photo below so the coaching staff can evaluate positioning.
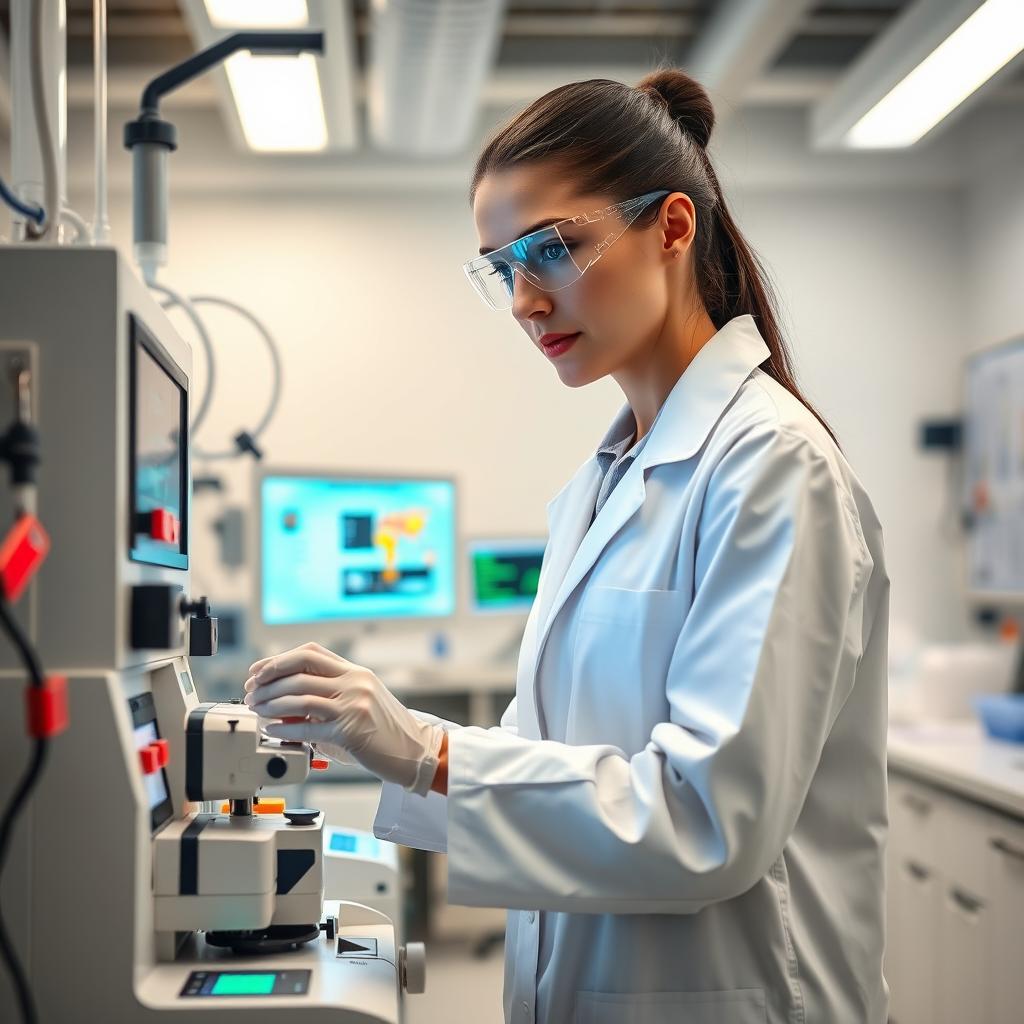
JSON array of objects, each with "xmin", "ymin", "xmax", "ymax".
[
  {"xmin": 574, "ymin": 988, "xmax": 767, "ymax": 1024},
  {"xmin": 569, "ymin": 586, "xmax": 686, "ymax": 750}
]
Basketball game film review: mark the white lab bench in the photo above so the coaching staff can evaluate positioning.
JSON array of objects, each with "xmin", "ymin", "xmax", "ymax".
[{"xmin": 886, "ymin": 721, "xmax": 1024, "ymax": 1024}]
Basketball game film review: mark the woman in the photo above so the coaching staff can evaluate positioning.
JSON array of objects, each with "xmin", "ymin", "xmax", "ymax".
[{"xmin": 245, "ymin": 69, "xmax": 889, "ymax": 1023}]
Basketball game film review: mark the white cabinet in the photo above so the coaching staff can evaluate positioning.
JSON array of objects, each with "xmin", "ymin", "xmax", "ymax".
[
  {"xmin": 988, "ymin": 816, "xmax": 1024, "ymax": 1023},
  {"xmin": 886, "ymin": 771, "xmax": 1022, "ymax": 1024},
  {"xmin": 890, "ymin": 856, "xmax": 942, "ymax": 1023},
  {"xmin": 886, "ymin": 774, "xmax": 943, "ymax": 1024}
]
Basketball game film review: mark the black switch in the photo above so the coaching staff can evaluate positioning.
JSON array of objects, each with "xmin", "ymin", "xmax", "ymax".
[
  {"xmin": 185, "ymin": 595, "xmax": 218, "ymax": 657},
  {"xmin": 131, "ymin": 584, "xmax": 184, "ymax": 650},
  {"xmin": 188, "ymin": 612, "xmax": 218, "ymax": 657}
]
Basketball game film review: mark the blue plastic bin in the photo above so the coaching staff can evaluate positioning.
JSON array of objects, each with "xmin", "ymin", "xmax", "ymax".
[{"xmin": 973, "ymin": 693, "xmax": 1024, "ymax": 743}]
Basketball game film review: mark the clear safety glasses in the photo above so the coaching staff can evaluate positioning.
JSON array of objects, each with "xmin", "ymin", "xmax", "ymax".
[{"xmin": 463, "ymin": 189, "xmax": 670, "ymax": 311}]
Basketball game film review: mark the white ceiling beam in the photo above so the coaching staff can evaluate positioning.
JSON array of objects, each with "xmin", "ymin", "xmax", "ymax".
[
  {"xmin": 48, "ymin": 102, "xmax": 982, "ymax": 198},
  {"xmin": 65, "ymin": 62, "xmax": 1024, "ymax": 114},
  {"xmin": 496, "ymin": 11, "xmax": 890, "ymax": 38},
  {"xmin": 685, "ymin": 0, "xmax": 818, "ymax": 123}
]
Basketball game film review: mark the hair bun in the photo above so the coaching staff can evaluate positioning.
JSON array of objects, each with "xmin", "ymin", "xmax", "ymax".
[{"xmin": 637, "ymin": 69, "xmax": 715, "ymax": 150}]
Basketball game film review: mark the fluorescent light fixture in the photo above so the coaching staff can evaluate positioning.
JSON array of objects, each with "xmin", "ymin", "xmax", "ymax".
[
  {"xmin": 225, "ymin": 52, "xmax": 327, "ymax": 152},
  {"xmin": 846, "ymin": 0, "xmax": 1024, "ymax": 148},
  {"xmin": 204, "ymin": 1, "xmax": 309, "ymax": 29}
]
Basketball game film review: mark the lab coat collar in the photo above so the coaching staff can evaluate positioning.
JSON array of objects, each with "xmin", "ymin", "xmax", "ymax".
[
  {"xmin": 528, "ymin": 315, "xmax": 770, "ymax": 737},
  {"xmin": 633, "ymin": 313, "xmax": 770, "ymax": 471}
]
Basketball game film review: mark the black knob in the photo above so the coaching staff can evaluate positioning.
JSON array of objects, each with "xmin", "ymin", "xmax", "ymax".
[
  {"xmin": 283, "ymin": 808, "xmax": 319, "ymax": 827},
  {"xmin": 267, "ymin": 755, "xmax": 288, "ymax": 779},
  {"xmin": 181, "ymin": 595, "xmax": 211, "ymax": 618}
]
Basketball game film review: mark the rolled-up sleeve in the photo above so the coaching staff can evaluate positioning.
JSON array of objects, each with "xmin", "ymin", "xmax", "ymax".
[{"xmin": 372, "ymin": 700, "xmax": 519, "ymax": 853}]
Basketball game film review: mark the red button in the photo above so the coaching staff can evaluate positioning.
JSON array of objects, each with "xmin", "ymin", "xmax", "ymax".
[
  {"xmin": 0, "ymin": 514, "xmax": 51, "ymax": 603},
  {"xmin": 139, "ymin": 746, "xmax": 160, "ymax": 774},
  {"xmin": 151, "ymin": 739, "xmax": 170, "ymax": 767},
  {"xmin": 149, "ymin": 509, "xmax": 179, "ymax": 544},
  {"xmin": 310, "ymin": 758, "xmax": 330, "ymax": 771}
]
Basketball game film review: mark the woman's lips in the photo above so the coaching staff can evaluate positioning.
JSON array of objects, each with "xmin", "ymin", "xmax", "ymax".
[{"xmin": 540, "ymin": 332, "xmax": 581, "ymax": 358}]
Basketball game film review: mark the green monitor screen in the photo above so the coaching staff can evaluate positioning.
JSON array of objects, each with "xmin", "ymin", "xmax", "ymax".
[
  {"xmin": 469, "ymin": 539, "xmax": 545, "ymax": 614},
  {"xmin": 210, "ymin": 974, "xmax": 276, "ymax": 996}
]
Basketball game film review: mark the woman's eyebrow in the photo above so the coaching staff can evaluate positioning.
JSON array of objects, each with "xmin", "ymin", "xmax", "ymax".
[{"xmin": 479, "ymin": 215, "xmax": 568, "ymax": 255}]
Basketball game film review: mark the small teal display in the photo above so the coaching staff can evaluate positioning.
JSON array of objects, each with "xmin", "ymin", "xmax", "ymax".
[
  {"xmin": 469, "ymin": 540, "xmax": 545, "ymax": 613},
  {"xmin": 261, "ymin": 475, "xmax": 457, "ymax": 625},
  {"xmin": 328, "ymin": 829, "xmax": 383, "ymax": 858},
  {"xmin": 211, "ymin": 974, "xmax": 275, "ymax": 996}
]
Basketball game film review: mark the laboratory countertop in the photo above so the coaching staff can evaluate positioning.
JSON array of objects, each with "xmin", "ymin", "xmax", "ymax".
[{"xmin": 888, "ymin": 719, "xmax": 1024, "ymax": 820}]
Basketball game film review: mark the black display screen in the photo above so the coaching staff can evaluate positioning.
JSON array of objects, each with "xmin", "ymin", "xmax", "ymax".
[
  {"xmin": 128, "ymin": 692, "xmax": 173, "ymax": 832},
  {"xmin": 179, "ymin": 970, "xmax": 311, "ymax": 998},
  {"xmin": 129, "ymin": 316, "xmax": 188, "ymax": 569}
]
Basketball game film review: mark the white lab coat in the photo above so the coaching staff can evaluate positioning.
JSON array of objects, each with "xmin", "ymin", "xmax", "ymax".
[{"xmin": 374, "ymin": 314, "xmax": 890, "ymax": 1023}]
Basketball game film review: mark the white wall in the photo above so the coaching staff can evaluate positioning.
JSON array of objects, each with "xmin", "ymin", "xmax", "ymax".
[
  {"xmin": 962, "ymin": 107, "xmax": 1024, "ymax": 352},
  {"xmin": 735, "ymin": 188, "xmax": 970, "ymax": 642}
]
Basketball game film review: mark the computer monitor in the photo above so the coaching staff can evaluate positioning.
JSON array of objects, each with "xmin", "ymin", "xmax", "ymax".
[
  {"xmin": 467, "ymin": 538, "xmax": 546, "ymax": 615},
  {"xmin": 256, "ymin": 471, "xmax": 458, "ymax": 645},
  {"xmin": 963, "ymin": 336, "xmax": 1024, "ymax": 605}
]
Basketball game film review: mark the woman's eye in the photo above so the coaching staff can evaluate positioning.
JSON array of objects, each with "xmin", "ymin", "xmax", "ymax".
[
  {"xmin": 540, "ymin": 242, "xmax": 569, "ymax": 261},
  {"xmin": 488, "ymin": 262, "xmax": 513, "ymax": 284}
]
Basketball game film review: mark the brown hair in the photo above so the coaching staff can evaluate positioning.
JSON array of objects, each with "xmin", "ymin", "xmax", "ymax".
[{"xmin": 470, "ymin": 68, "xmax": 838, "ymax": 445}]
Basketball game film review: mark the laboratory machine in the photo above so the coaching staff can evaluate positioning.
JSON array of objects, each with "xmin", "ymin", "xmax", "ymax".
[{"xmin": 0, "ymin": 246, "xmax": 424, "ymax": 1022}]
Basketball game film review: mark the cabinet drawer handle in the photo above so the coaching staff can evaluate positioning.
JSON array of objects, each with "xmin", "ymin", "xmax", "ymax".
[
  {"xmin": 949, "ymin": 887, "xmax": 984, "ymax": 915},
  {"xmin": 905, "ymin": 860, "xmax": 931, "ymax": 881},
  {"xmin": 990, "ymin": 837, "xmax": 1024, "ymax": 862},
  {"xmin": 901, "ymin": 793, "xmax": 932, "ymax": 814}
]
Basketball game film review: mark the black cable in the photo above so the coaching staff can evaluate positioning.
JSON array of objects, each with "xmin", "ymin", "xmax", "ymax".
[
  {"xmin": 0, "ymin": 603, "xmax": 44, "ymax": 688},
  {"xmin": 0, "ymin": 599, "xmax": 48, "ymax": 1024},
  {"xmin": 0, "ymin": 740, "xmax": 45, "ymax": 1024}
]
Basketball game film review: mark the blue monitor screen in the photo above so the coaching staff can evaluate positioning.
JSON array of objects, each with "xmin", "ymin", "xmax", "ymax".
[{"xmin": 260, "ymin": 475, "xmax": 457, "ymax": 625}]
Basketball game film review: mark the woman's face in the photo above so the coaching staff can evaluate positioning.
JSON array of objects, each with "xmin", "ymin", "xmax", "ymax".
[{"xmin": 472, "ymin": 163, "xmax": 694, "ymax": 388}]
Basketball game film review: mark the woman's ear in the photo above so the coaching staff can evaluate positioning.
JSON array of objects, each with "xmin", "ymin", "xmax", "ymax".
[{"xmin": 660, "ymin": 192, "xmax": 696, "ymax": 260}]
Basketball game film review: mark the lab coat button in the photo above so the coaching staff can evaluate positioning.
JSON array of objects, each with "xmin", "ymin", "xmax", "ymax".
[{"xmin": 521, "ymin": 1001, "xmax": 529, "ymax": 1015}]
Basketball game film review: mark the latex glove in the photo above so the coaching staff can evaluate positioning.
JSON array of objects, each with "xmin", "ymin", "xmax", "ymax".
[{"xmin": 243, "ymin": 642, "xmax": 443, "ymax": 797}]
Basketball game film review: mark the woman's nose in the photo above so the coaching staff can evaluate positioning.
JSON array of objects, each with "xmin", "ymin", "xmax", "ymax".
[{"xmin": 511, "ymin": 271, "xmax": 553, "ymax": 321}]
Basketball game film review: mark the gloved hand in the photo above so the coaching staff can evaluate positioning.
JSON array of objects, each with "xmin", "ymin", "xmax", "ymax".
[{"xmin": 243, "ymin": 642, "xmax": 444, "ymax": 797}]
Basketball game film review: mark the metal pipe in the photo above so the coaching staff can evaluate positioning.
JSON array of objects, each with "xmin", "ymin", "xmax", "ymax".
[
  {"xmin": 92, "ymin": 0, "xmax": 109, "ymax": 243},
  {"xmin": 11, "ymin": 0, "xmax": 66, "ymax": 241}
]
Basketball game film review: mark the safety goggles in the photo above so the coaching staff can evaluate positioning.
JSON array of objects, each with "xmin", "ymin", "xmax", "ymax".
[{"xmin": 463, "ymin": 190, "xmax": 670, "ymax": 311}]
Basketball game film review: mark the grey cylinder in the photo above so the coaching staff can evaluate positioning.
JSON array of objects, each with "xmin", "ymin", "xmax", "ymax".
[{"xmin": 132, "ymin": 141, "xmax": 169, "ymax": 273}]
